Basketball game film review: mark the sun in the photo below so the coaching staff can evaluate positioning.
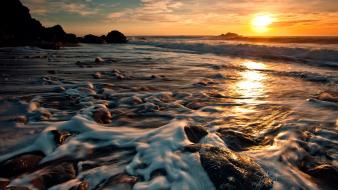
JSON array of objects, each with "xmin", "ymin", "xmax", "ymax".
[{"xmin": 251, "ymin": 15, "xmax": 274, "ymax": 33}]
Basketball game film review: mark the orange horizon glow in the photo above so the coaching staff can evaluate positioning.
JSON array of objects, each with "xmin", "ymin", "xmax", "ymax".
[{"xmin": 23, "ymin": 0, "xmax": 338, "ymax": 37}]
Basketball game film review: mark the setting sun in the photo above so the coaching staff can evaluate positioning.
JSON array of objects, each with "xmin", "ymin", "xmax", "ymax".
[{"xmin": 251, "ymin": 15, "xmax": 274, "ymax": 33}]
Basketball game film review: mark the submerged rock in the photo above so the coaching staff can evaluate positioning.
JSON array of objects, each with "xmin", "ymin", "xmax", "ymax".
[
  {"xmin": 197, "ymin": 145, "xmax": 273, "ymax": 190},
  {"xmin": 217, "ymin": 129, "xmax": 258, "ymax": 151}
]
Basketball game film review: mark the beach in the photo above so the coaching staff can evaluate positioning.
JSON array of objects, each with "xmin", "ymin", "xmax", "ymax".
[{"xmin": 0, "ymin": 38, "xmax": 337, "ymax": 190}]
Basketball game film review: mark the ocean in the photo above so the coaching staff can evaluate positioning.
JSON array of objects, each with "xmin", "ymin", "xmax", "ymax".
[{"xmin": 0, "ymin": 36, "xmax": 337, "ymax": 190}]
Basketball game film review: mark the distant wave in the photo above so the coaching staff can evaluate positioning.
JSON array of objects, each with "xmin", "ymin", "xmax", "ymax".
[{"xmin": 132, "ymin": 40, "xmax": 338, "ymax": 68}]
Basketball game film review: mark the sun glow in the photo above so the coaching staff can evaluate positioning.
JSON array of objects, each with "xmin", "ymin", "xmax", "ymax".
[{"xmin": 251, "ymin": 14, "xmax": 274, "ymax": 33}]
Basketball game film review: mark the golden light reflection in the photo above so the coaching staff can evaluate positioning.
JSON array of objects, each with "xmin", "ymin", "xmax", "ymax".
[
  {"xmin": 233, "ymin": 61, "xmax": 268, "ymax": 108},
  {"xmin": 251, "ymin": 14, "xmax": 274, "ymax": 33}
]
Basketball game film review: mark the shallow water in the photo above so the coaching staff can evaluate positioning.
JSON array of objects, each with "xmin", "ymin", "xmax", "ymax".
[{"xmin": 0, "ymin": 41, "xmax": 337, "ymax": 190}]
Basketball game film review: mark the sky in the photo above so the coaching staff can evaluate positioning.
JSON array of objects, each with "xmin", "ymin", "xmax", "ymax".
[{"xmin": 22, "ymin": 0, "xmax": 338, "ymax": 36}]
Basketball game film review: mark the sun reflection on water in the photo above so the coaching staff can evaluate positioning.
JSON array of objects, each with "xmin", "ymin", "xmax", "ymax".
[
  {"xmin": 232, "ymin": 61, "xmax": 268, "ymax": 114},
  {"xmin": 236, "ymin": 61, "xmax": 267, "ymax": 99}
]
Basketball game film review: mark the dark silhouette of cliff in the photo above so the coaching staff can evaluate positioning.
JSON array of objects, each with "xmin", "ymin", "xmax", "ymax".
[
  {"xmin": 0, "ymin": 0, "xmax": 128, "ymax": 48},
  {"xmin": 0, "ymin": 0, "xmax": 77, "ymax": 49}
]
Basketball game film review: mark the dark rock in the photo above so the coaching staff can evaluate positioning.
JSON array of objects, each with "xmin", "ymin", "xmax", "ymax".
[
  {"xmin": 307, "ymin": 164, "xmax": 338, "ymax": 186},
  {"xmin": 15, "ymin": 115, "xmax": 28, "ymax": 124},
  {"xmin": 184, "ymin": 125, "xmax": 208, "ymax": 143},
  {"xmin": 93, "ymin": 107, "xmax": 112, "ymax": 124},
  {"xmin": 104, "ymin": 173, "xmax": 139, "ymax": 190},
  {"xmin": 95, "ymin": 57, "xmax": 104, "ymax": 63},
  {"xmin": 317, "ymin": 92, "xmax": 338, "ymax": 103},
  {"xmin": 0, "ymin": 153, "xmax": 44, "ymax": 178},
  {"xmin": 93, "ymin": 72, "xmax": 102, "ymax": 79},
  {"xmin": 218, "ymin": 32, "xmax": 241, "ymax": 39},
  {"xmin": 0, "ymin": 0, "xmax": 78, "ymax": 48},
  {"xmin": 106, "ymin": 30, "xmax": 127, "ymax": 43},
  {"xmin": 217, "ymin": 129, "xmax": 258, "ymax": 151},
  {"xmin": 81, "ymin": 34, "xmax": 104, "ymax": 44},
  {"xmin": 0, "ymin": 178, "xmax": 10, "ymax": 189},
  {"xmin": 50, "ymin": 130, "xmax": 72, "ymax": 146},
  {"xmin": 69, "ymin": 181, "xmax": 89, "ymax": 190},
  {"xmin": 199, "ymin": 145, "xmax": 273, "ymax": 190},
  {"xmin": 29, "ymin": 162, "xmax": 76, "ymax": 189}
]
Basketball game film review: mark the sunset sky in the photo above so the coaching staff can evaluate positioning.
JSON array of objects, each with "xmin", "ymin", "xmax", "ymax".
[{"xmin": 22, "ymin": 0, "xmax": 338, "ymax": 36}]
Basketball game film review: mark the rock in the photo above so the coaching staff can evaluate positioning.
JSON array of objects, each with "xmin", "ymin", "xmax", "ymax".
[
  {"xmin": 81, "ymin": 34, "xmax": 104, "ymax": 44},
  {"xmin": 317, "ymin": 92, "xmax": 338, "ymax": 103},
  {"xmin": 53, "ymin": 86, "xmax": 66, "ymax": 92},
  {"xmin": 217, "ymin": 129, "xmax": 258, "ymax": 151},
  {"xmin": 198, "ymin": 145, "xmax": 273, "ymax": 190},
  {"xmin": 185, "ymin": 102, "xmax": 206, "ymax": 110},
  {"xmin": 106, "ymin": 30, "xmax": 127, "ymax": 43},
  {"xmin": 103, "ymin": 173, "xmax": 138, "ymax": 190},
  {"xmin": 50, "ymin": 130, "xmax": 72, "ymax": 145},
  {"xmin": 0, "ymin": 0, "xmax": 78, "ymax": 48},
  {"xmin": 184, "ymin": 125, "xmax": 208, "ymax": 143},
  {"xmin": 307, "ymin": 164, "xmax": 338, "ymax": 186},
  {"xmin": 217, "ymin": 32, "xmax": 242, "ymax": 40},
  {"xmin": 29, "ymin": 162, "xmax": 76, "ymax": 189},
  {"xmin": 0, "ymin": 178, "xmax": 10, "ymax": 189},
  {"xmin": 69, "ymin": 181, "xmax": 89, "ymax": 190},
  {"xmin": 95, "ymin": 57, "xmax": 104, "ymax": 63},
  {"xmin": 93, "ymin": 107, "xmax": 112, "ymax": 124},
  {"xmin": 15, "ymin": 115, "xmax": 28, "ymax": 124},
  {"xmin": 0, "ymin": 153, "xmax": 44, "ymax": 178},
  {"xmin": 93, "ymin": 72, "xmax": 102, "ymax": 79}
]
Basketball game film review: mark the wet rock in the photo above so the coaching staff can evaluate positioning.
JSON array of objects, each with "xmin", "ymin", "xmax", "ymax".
[
  {"xmin": 93, "ymin": 72, "xmax": 102, "ymax": 79},
  {"xmin": 95, "ymin": 57, "xmax": 104, "ymax": 63},
  {"xmin": 217, "ymin": 129, "xmax": 258, "ymax": 151},
  {"xmin": 184, "ymin": 125, "xmax": 208, "ymax": 143},
  {"xmin": 135, "ymin": 102, "xmax": 160, "ymax": 114},
  {"xmin": 106, "ymin": 30, "xmax": 127, "ymax": 43},
  {"xmin": 0, "ymin": 153, "xmax": 44, "ymax": 178},
  {"xmin": 0, "ymin": 178, "xmax": 10, "ymax": 189},
  {"xmin": 104, "ymin": 173, "xmax": 138, "ymax": 190},
  {"xmin": 28, "ymin": 102, "xmax": 40, "ymax": 112},
  {"xmin": 53, "ymin": 86, "xmax": 66, "ymax": 92},
  {"xmin": 29, "ymin": 108, "xmax": 52, "ymax": 121},
  {"xmin": 120, "ymin": 96, "xmax": 143, "ymax": 105},
  {"xmin": 15, "ymin": 115, "xmax": 28, "ymax": 124},
  {"xmin": 50, "ymin": 130, "xmax": 72, "ymax": 145},
  {"xmin": 93, "ymin": 107, "xmax": 112, "ymax": 124},
  {"xmin": 196, "ymin": 79, "xmax": 216, "ymax": 86},
  {"xmin": 317, "ymin": 92, "xmax": 338, "ymax": 103},
  {"xmin": 199, "ymin": 145, "xmax": 273, "ymax": 190},
  {"xmin": 185, "ymin": 102, "xmax": 206, "ymax": 110},
  {"xmin": 307, "ymin": 164, "xmax": 338, "ymax": 186},
  {"xmin": 69, "ymin": 181, "xmax": 89, "ymax": 190},
  {"xmin": 29, "ymin": 162, "xmax": 76, "ymax": 189}
]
